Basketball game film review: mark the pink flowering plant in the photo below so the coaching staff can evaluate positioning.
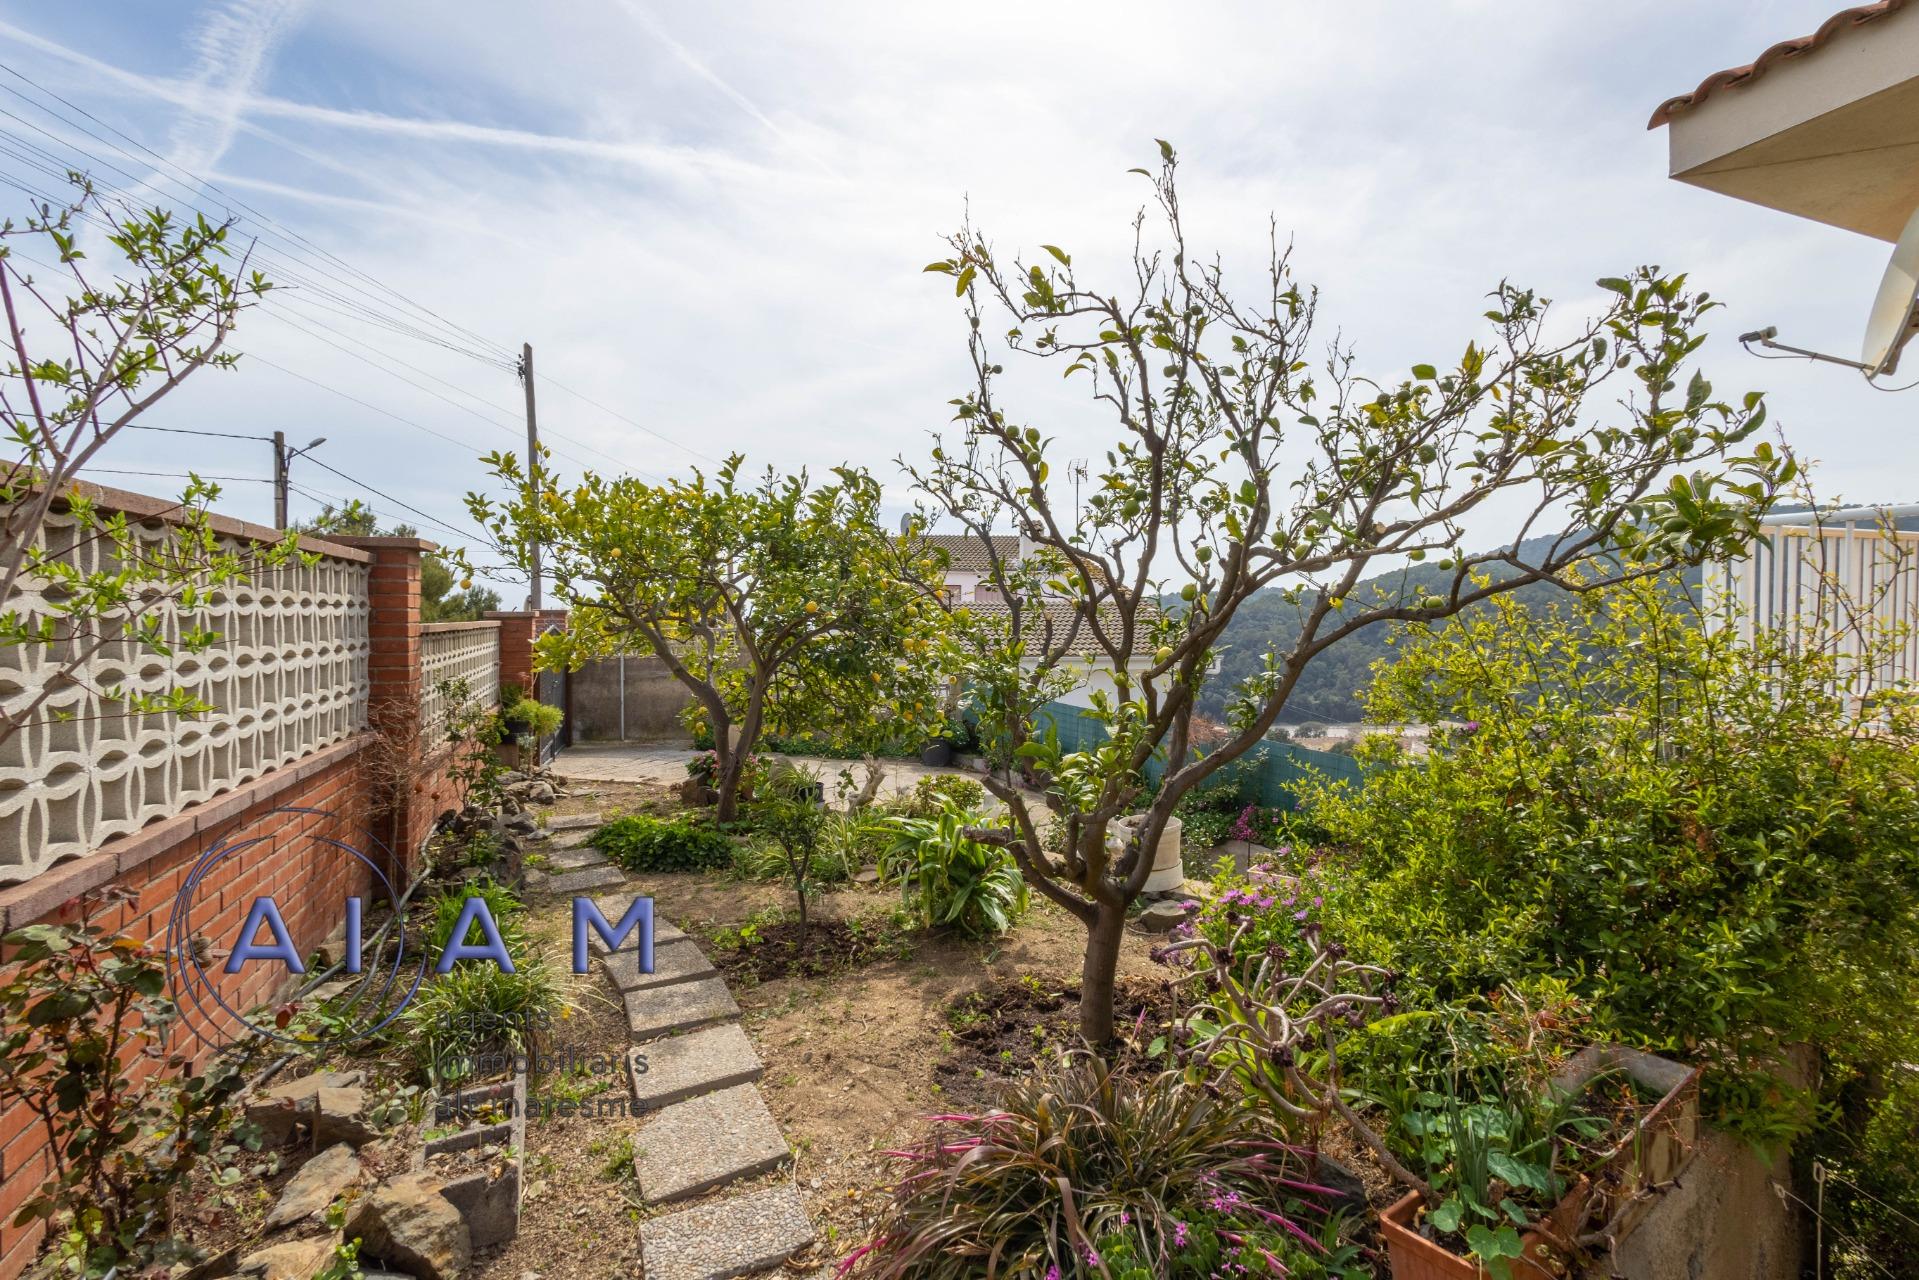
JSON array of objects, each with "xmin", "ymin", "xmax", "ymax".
[
  {"xmin": 1159, "ymin": 907, "xmax": 1424, "ymax": 1197},
  {"xmin": 837, "ymin": 1056, "xmax": 1359, "ymax": 1278}
]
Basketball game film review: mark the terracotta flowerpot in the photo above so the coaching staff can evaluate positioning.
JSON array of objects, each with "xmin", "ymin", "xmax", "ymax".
[{"xmin": 1379, "ymin": 1181, "xmax": 1589, "ymax": 1280}]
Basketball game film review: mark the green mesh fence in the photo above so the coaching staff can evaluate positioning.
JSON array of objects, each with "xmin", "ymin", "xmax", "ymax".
[{"xmin": 1029, "ymin": 700, "xmax": 1363, "ymax": 810}]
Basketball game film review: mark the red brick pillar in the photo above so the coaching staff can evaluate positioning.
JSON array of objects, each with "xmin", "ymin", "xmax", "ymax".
[
  {"xmin": 485, "ymin": 610, "xmax": 541, "ymax": 696},
  {"xmin": 333, "ymin": 536, "xmax": 434, "ymax": 875}
]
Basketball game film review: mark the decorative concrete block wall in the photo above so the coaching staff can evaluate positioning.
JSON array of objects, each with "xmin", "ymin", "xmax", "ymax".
[
  {"xmin": 420, "ymin": 621, "xmax": 502, "ymax": 740},
  {"xmin": 0, "ymin": 491, "xmax": 371, "ymax": 884}
]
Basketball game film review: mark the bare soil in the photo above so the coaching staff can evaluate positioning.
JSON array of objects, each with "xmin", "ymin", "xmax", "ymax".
[
  {"xmin": 706, "ymin": 916, "xmax": 911, "ymax": 985},
  {"xmin": 929, "ymin": 974, "xmax": 1185, "ymax": 1110}
]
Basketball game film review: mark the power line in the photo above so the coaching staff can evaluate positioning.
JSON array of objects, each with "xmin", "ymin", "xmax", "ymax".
[
  {"xmin": 539, "ymin": 373, "xmax": 720, "ymax": 466},
  {"xmin": 79, "ymin": 467, "xmax": 269, "ymax": 483},
  {"xmin": 126, "ymin": 424, "xmax": 272, "ymax": 441},
  {"xmin": 0, "ymin": 60, "xmax": 517, "ymax": 365},
  {"xmin": 298, "ymin": 454, "xmax": 490, "ymax": 547}
]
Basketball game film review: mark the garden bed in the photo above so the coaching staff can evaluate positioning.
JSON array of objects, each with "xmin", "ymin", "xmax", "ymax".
[
  {"xmin": 931, "ymin": 975, "xmax": 1182, "ymax": 1106},
  {"xmin": 704, "ymin": 914, "xmax": 912, "ymax": 984}
]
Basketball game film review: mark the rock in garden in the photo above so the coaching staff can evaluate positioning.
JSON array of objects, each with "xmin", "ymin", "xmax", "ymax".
[
  {"xmin": 235, "ymin": 1238, "xmax": 335, "ymax": 1280},
  {"xmin": 1138, "ymin": 900, "xmax": 1196, "ymax": 932},
  {"xmin": 245, "ymin": 1069, "xmax": 365, "ymax": 1144},
  {"xmin": 504, "ymin": 810, "xmax": 538, "ymax": 834},
  {"xmin": 265, "ymin": 1143, "xmax": 362, "ymax": 1230},
  {"xmin": 344, "ymin": 1173, "xmax": 471, "ymax": 1280},
  {"xmin": 500, "ymin": 771, "xmax": 529, "ymax": 786},
  {"xmin": 525, "ymin": 781, "xmax": 556, "ymax": 804},
  {"xmin": 313, "ymin": 1086, "xmax": 380, "ymax": 1149}
]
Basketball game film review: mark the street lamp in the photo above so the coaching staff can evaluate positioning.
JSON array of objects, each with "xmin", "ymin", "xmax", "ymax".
[{"xmin": 272, "ymin": 432, "xmax": 327, "ymax": 528}]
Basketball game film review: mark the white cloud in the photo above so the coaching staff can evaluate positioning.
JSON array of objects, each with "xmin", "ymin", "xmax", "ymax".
[{"xmin": 0, "ymin": 0, "xmax": 1905, "ymax": 577}]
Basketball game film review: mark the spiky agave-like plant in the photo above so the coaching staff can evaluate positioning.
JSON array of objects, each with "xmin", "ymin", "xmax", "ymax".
[{"xmin": 839, "ymin": 1055, "xmax": 1341, "ymax": 1278}]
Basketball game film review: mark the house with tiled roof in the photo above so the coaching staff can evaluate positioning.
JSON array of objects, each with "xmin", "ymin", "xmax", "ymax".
[{"xmin": 920, "ymin": 533, "xmax": 1155, "ymax": 708}]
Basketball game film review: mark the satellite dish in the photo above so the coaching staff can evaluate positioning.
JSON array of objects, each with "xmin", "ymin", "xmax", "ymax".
[
  {"xmin": 899, "ymin": 513, "xmax": 913, "ymax": 535},
  {"xmin": 1863, "ymin": 205, "xmax": 1919, "ymax": 377}
]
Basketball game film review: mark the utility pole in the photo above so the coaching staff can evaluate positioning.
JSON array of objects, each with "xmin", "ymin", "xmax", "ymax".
[
  {"xmin": 272, "ymin": 430, "xmax": 287, "ymax": 528},
  {"xmin": 518, "ymin": 341, "xmax": 542, "ymax": 610},
  {"xmin": 272, "ymin": 432, "xmax": 327, "ymax": 529}
]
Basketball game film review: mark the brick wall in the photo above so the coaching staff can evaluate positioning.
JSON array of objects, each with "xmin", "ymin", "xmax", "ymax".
[
  {"xmin": 0, "ymin": 742, "xmax": 376, "ymax": 1276},
  {"xmin": 487, "ymin": 610, "xmax": 541, "ymax": 695},
  {"xmin": 0, "ymin": 525, "xmax": 504, "ymax": 1279}
]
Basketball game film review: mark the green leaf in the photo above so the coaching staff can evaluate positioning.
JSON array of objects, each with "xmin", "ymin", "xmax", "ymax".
[
  {"xmin": 1041, "ymin": 245, "xmax": 1071, "ymax": 267},
  {"xmin": 1411, "ymin": 363, "xmax": 1436, "ymax": 380}
]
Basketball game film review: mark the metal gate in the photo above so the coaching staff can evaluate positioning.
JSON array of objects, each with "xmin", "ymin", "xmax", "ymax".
[{"xmin": 535, "ymin": 622, "xmax": 570, "ymax": 764}]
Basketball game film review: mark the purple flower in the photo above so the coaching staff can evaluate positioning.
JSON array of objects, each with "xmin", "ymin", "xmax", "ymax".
[
  {"xmin": 1173, "ymin": 1221, "xmax": 1189, "ymax": 1249},
  {"xmin": 1044, "ymin": 1267, "xmax": 1061, "ymax": 1280},
  {"xmin": 1119, "ymin": 1210, "xmax": 1131, "ymax": 1226},
  {"xmin": 1293, "ymin": 909, "xmax": 1308, "ymax": 921}
]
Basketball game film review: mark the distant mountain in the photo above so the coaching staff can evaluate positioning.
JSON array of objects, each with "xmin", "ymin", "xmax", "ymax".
[{"xmin": 1189, "ymin": 534, "xmax": 1658, "ymax": 724}]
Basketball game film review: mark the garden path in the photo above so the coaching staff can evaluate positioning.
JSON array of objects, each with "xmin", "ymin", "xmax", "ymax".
[
  {"xmin": 522, "ymin": 817, "xmax": 820, "ymax": 1279},
  {"xmin": 552, "ymin": 742, "xmax": 986, "ymax": 801}
]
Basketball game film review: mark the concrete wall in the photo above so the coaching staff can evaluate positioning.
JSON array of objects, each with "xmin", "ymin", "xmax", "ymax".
[
  {"xmin": 1577, "ymin": 1127, "xmax": 1807, "ymax": 1280},
  {"xmin": 570, "ymin": 654, "xmax": 693, "ymax": 742}
]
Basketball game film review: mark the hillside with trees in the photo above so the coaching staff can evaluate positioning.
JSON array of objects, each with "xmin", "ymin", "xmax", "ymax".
[{"xmin": 1193, "ymin": 533, "xmax": 1664, "ymax": 723}]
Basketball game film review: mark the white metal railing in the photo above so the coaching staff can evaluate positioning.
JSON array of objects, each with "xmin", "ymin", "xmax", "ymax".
[
  {"xmin": 1704, "ymin": 511, "xmax": 1919, "ymax": 693},
  {"xmin": 0, "ymin": 509, "xmax": 371, "ymax": 884},
  {"xmin": 419, "ymin": 621, "xmax": 501, "ymax": 743}
]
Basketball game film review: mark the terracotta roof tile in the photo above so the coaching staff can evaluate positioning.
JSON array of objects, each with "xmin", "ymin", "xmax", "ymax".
[
  {"xmin": 960, "ymin": 597, "xmax": 1159, "ymax": 658},
  {"xmin": 920, "ymin": 534, "xmax": 1021, "ymax": 573},
  {"xmin": 1648, "ymin": 1, "xmax": 1909, "ymax": 128}
]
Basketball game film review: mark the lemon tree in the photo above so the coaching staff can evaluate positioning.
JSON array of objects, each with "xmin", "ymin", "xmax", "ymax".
[
  {"xmin": 470, "ymin": 454, "xmax": 948, "ymax": 821},
  {"xmin": 911, "ymin": 142, "xmax": 1790, "ymax": 1042}
]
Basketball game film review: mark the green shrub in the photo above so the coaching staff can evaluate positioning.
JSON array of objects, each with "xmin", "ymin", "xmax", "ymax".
[
  {"xmin": 403, "ymin": 956, "xmax": 565, "ymax": 1086},
  {"xmin": 502, "ymin": 695, "xmax": 563, "ymax": 738},
  {"xmin": 1819, "ymin": 1072, "xmax": 1919, "ymax": 1276},
  {"xmin": 589, "ymin": 814, "xmax": 734, "ymax": 872},
  {"xmin": 842, "ymin": 1057, "xmax": 1355, "ymax": 1279},
  {"xmin": 881, "ymin": 802, "xmax": 1026, "ymax": 938},
  {"xmin": 0, "ymin": 892, "xmax": 255, "ymax": 1278},
  {"xmin": 1297, "ymin": 573, "xmax": 1919, "ymax": 1143},
  {"xmin": 899, "ymin": 773, "xmax": 985, "ymax": 818},
  {"xmin": 425, "ymin": 877, "xmax": 526, "ymax": 960}
]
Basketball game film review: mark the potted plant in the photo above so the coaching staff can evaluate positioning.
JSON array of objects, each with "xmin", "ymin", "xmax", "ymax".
[
  {"xmin": 919, "ymin": 715, "xmax": 975, "ymax": 767},
  {"xmin": 1377, "ymin": 1047, "xmax": 1701, "ymax": 1278},
  {"xmin": 1376, "ymin": 1085, "xmax": 1597, "ymax": 1280}
]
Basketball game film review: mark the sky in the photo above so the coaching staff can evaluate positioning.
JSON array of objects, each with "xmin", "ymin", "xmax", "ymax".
[{"xmin": 0, "ymin": 1, "xmax": 1910, "ymax": 594}]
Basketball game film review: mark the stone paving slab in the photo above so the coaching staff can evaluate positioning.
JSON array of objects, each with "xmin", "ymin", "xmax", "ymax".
[
  {"xmin": 638, "ymin": 1184, "xmax": 816, "ymax": 1280},
  {"xmin": 548, "ymin": 827, "xmax": 599, "ymax": 851},
  {"xmin": 635, "ymin": 1085, "xmax": 789, "ymax": 1205},
  {"xmin": 545, "ymin": 844, "xmax": 609, "ymax": 870},
  {"xmin": 544, "ymin": 813, "xmax": 603, "ymax": 831},
  {"xmin": 589, "ymin": 897, "xmax": 685, "ymax": 950},
  {"xmin": 603, "ymin": 936, "xmax": 717, "ymax": 993},
  {"xmin": 627, "ymin": 1022, "xmax": 763, "ymax": 1111},
  {"xmin": 526, "ymin": 864, "xmax": 626, "ymax": 894},
  {"xmin": 625, "ymin": 976, "xmax": 738, "ymax": 1041}
]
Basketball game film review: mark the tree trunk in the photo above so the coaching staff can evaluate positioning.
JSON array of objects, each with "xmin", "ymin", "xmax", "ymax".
[
  {"xmin": 794, "ymin": 875, "xmax": 809, "ymax": 952},
  {"xmin": 1078, "ymin": 899, "xmax": 1126, "ymax": 1045},
  {"xmin": 715, "ymin": 773, "xmax": 740, "ymax": 823}
]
